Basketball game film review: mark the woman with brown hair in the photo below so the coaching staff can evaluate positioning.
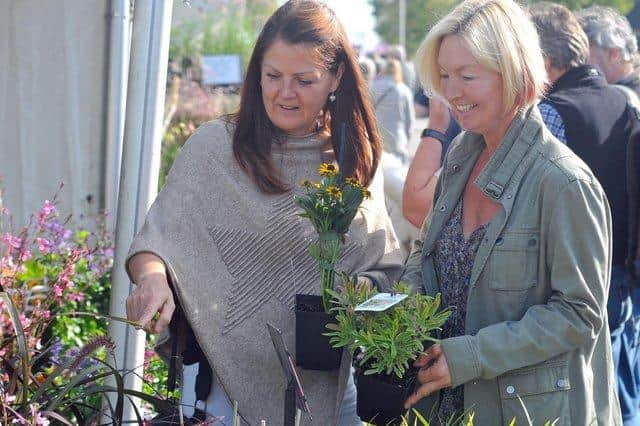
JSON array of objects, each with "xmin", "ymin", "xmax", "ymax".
[{"xmin": 124, "ymin": 0, "xmax": 402, "ymax": 424}]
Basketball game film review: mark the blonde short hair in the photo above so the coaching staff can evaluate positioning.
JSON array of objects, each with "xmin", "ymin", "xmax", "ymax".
[{"xmin": 416, "ymin": 0, "xmax": 548, "ymax": 112}]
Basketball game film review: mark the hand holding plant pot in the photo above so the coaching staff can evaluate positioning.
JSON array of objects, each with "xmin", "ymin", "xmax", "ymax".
[
  {"xmin": 325, "ymin": 277, "xmax": 451, "ymax": 425},
  {"xmin": 293, "ymin": 162, "xmax": 370, "ymax": 370}
]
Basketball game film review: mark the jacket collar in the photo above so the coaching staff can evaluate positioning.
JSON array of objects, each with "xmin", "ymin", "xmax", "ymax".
[
  {"xmin": 445, "ymin": 106, "xmax": 543, "ymax": 203},
  {"xmin": 547, "ymin": 65, "xmax": 605, "ymax": 94}
]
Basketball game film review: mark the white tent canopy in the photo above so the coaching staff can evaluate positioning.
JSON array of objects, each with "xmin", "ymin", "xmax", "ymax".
[
  {"xmin": 1, "ymin": 0, "xmax": 173, "ymax": 421},
  {"xmin": 0, "ymin": 0, "xmax": 109, "ymax": 226}
]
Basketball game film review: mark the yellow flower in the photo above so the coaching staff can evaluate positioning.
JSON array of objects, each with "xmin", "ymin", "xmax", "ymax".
[
  {"xmin": 361, "ymin": 188, "xmax": 371, "ymax": 199},
  {"xmin": 344, "ymin": 177, "xmax": 362, "ymax": 188},
  {"xmin": 319, "ymin": 163, "xmax": 339, "ymax": 177},
  {"xmin": 300, "ymin": 179, "xmax": 314, "ymax": 189},
  {"xmin": 326, "ymin": 185, "xmax": 342, "ymax": 199}
]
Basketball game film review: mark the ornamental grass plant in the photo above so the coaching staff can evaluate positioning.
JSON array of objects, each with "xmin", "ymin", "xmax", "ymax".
[{"xmin": 0, "ymin": 187, "xmax": 177, "ymax": 425}]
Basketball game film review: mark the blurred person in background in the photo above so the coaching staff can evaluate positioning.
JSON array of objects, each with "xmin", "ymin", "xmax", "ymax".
[
  {"xmin": 578, "ymin": 6, "xmax": 640, "ymax": 95},
  {"xmin": 371, "ymin": 58, "xmax": 415, "ymax": 164},
  {"xmin": 359, "ymin": 56, "xmax": 376, "ymax": 86},
  {"xmin": 371, "ymin": 57, "xmax": 417, "ymax": 255},
  {"xmin": 402, "ymin": 0, "xmax": 619, "ymax": 423},
  {"xmin": 387, "ymin": 44, "xmax": 417, "ymax": 92},
  {"xmin": 530, "ymin": 3, "xmax": 640, "ymax": 423}
]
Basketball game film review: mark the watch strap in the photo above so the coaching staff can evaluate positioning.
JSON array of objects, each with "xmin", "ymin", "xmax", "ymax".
[{"xmin": 421, "ymin": 128, "xmax": 449, "ymax": 145}]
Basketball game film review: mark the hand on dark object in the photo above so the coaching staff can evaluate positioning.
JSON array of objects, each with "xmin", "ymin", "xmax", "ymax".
[
  {"xmin": 404, "ymin": 344, "xmax": 452, "ymax": 408},
  {"xmin": 126, "ymin": 271, "xmax": 175, "ymax": 334}
]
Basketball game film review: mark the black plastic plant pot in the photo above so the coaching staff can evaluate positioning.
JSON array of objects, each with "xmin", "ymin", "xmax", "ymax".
[
  {"xmin": 354, "ymin": 367, "xmax": 418, "ymax": 425},
  {"xmin": 294, "ymin": 294, "xmax": 342, "ymax": 370}
]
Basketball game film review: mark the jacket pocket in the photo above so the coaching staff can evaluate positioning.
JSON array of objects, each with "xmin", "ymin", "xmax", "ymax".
[
  {"xmin": 497, "ymin": 362, "xmax": 571, "ymax": 425},
  {"xmin": 488, "ymin": 231, "xmax": 539, "ymax": 291}
]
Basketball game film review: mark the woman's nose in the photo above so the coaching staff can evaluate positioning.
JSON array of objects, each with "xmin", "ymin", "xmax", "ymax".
[
  {"xmin": 443, "ymin": 79, "xmax": 460, "ymax": 102},
  {"xmin": 280, "ymin": 78, "xmax": 296, "ymax": 98}
]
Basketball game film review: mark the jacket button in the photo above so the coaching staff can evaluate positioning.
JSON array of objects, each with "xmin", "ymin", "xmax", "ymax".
[
  {"xmin": 528, "ymin": 238, "xmax": 537, "ymax": 247},
  {"xmin": 439, "ymin": 204, "xmax": 446, "ymax": 212},
  {"xmin": 495, "ymin": 237, "xmax": 504, "ymax": 246},
  {"xmin": 557, "ymin": 378, "xmax": 567, "ymax": 388},
  {"xmin": 506, "ymin": 192, "xmax": 513, "ymax": 199},
  {"xmin": 506, "ymin": 385, "xmax": 515, "ymax": 394},
  {"xmin": 452, "ymin": 164, "xmax": 460, "ymax": 173}
]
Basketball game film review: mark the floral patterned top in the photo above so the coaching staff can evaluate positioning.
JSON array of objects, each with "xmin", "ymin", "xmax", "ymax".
[{"xmin": 433, "ymin": 200, "xmax": 488, "ymax": 422}]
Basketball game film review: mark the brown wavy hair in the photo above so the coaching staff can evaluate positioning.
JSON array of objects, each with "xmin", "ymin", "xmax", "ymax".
[{"xmin": 226, "ymin": 0, "xmax": 381, "ymax": 194}]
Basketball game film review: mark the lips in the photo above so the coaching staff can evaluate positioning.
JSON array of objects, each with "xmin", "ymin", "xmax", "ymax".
[
  {"xmin": 454, "ymin": 103, "xmax": 477, "ymax": 113},
  {"xmin": 279, "ymin": 104, "xmax": 299, "ymax": 111}
]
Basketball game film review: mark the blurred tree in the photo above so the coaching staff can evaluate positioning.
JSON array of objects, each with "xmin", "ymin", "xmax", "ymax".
[
  {"xmin": 369, "ymin": 0, "xmax": 456, "ymax": 58},
  {"xmin": 369, "ymin": 0, "xmax": 634, "ymax": 59},
  {"xmin": 170, "ymin": 0, "xmax": 277, "ymax": 70}
]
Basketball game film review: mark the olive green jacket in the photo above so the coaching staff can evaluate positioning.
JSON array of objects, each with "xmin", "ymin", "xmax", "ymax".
[{"xmin": 403, "ymin": 107, "xmax": 622, "ymax": 425}]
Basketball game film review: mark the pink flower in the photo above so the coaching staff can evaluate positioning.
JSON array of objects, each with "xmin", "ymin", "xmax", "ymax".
[
  {"xmin": 36, "ymin": 238, "xmax": 52, "ymax": 254},
  {"xmin": 20, "ymin": 249, "xmax": 32, "ymax": 261},
  {"xmin": 68, "ymin": 292, "xmax": 84, "ymax": 303},
  {"xmin": 30, "ymin": 404, "xmax": 50, "ymax": 426},
  {"xmin": 41, "ymin": 200, "xmax": 55, "ymax": 216},
  {"xmin": 19, "ymin": 313, "xmax": 31, "ymax": 329},
  {"xmin": 53, "ymin": 284, "xmax": 64, "ymax": 297},
  {"xmin": 37, "ymin": 200, "xmax": 56, "ymax": 229},
  {"xmin": 2, "ymin": 233, "xmax": 21, "ymax": 250}
]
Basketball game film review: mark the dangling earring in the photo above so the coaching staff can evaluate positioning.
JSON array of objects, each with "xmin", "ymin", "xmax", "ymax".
[{"xmin": 329, "ymin": 92, "xmax": 336, "ymax": 103}]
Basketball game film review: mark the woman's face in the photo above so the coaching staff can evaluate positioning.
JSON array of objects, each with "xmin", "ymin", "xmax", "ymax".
[
  {"xmin": 261, "ymin": 39, "xmax": 342, "ymax": 136},
  {"xmin": 437, "ymin": 35, "xmax": 509, "ymax": 143}
]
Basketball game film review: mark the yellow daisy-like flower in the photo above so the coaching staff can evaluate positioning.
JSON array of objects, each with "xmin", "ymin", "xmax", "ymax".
[
  {"xmin": 300, "ymin": 179, "xmax": 314, "ymax": 189},
  {"xmin": 344, "ymin": 177, "xmax": 362, "ymax": 188},
  {"xmin": 319, "ymin": 163, "xmax": 339, "ymax": 177},
  {"xmin": 361, "ymin": 188, "xmax": 371, "ymax": 199},
  {"xmin": 35, "ymin": 372, "xmax": 47, "ymax": 384},
  {"xmin": 326, "ymin": 185, "xmax": 342, "ymax": 198}
]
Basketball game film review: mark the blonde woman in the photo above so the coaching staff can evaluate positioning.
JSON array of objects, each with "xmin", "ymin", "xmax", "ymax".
[{"xmin": 401, "ymin": 0, "xmax": 620, "ymax": 423}]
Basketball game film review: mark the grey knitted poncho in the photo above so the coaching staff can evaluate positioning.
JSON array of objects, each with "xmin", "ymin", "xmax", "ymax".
[{"xmin": 127, "ymin": 119, "xmax": 403, "ymax": 425}]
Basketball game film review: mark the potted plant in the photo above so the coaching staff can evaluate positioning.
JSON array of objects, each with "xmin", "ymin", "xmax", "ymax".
[
  {"xmin": 293, "ymin": 162, "xmax": 370, "ymax": 370},
  {"xmin": 325, "ymin": 277, "xmax": 451, "ymax": 425}
]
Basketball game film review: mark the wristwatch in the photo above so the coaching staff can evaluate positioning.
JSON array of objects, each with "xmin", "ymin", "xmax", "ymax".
[{"xmin": 421, "ymin": 128, "xmax": 449, "ymax": 145}]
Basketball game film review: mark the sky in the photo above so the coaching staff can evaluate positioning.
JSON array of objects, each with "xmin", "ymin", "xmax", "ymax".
[{"xmin": 323, "ymin": 0, "xmax": 380, "ymax": 52}]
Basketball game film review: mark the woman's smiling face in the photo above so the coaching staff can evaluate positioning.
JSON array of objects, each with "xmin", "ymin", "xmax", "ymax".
[
  {"xmin": 261, "ymin": 39, "xmax": 342, "ymax": 136},
  {"xmin": 438, "ymin": 35, "xmax": 509, "ymax": 143}
]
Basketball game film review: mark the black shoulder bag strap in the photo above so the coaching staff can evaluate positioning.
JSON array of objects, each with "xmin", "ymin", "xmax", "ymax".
[{"xmin": 374, "ymin": 86, "xmax": 394, "ymax": 108}]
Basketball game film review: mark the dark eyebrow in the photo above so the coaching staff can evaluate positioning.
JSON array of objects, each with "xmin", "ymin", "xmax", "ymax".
[{"xmin": 262, "ymin": 64, "xmax": 318, "ymax": 77}]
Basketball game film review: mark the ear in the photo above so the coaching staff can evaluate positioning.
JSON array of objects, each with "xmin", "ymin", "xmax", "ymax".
[
  {"xmin": 543, "ymin": 57, "xmax": 552, "ymax": 75},
  {"xmin": 330, "ymin": 62, "xmax": 345, "ymax": 92},
  {"xmin": 610, "ymin": 48, "xmax": 622, "ymax": 63}
]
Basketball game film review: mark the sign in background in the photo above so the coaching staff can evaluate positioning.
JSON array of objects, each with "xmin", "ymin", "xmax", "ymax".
[{"xmin": 201, "ymin": 54, "xmax": 243, "ymax": 86}]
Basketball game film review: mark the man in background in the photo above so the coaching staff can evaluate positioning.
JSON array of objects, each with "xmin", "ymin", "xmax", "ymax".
[
  {"xmin": 530, "ymin": 4, "xmax": 640, "ymax": 423},
  {"xmin": 578, "ymin": 6, "xmax": 640, "ymax": 95}
]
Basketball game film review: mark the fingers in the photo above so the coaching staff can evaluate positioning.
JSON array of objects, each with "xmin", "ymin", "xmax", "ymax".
[
  {"xmin": 414, "ymin": 344, "xmax": 441, "ymax": 367},
  {"xmin": 413, "ymin": 352, "xmax": 431, "ymax": 367},
  {"xmin": 125, "ymin": 277, "xmax": 174, "ymax": 333},
  {"xmin": 404, "ymin": 379, "xmax": 445, "ymax": 408},
  {"xmin": 152, "ymin": 297, "xmax": 176, "ymax": 334}
]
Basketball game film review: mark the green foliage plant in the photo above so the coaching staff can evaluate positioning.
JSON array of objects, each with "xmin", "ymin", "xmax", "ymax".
[
  {"xmin": 0, "ymin": 188, "xmax": 174, "ymax": 424},
  {"xmin": 293, "ymin": 164, "xmax": 371, "ymax": 312},
  {"xmin": 325, "ymin": 276, "xmax": 451, "ymax": 379}
]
